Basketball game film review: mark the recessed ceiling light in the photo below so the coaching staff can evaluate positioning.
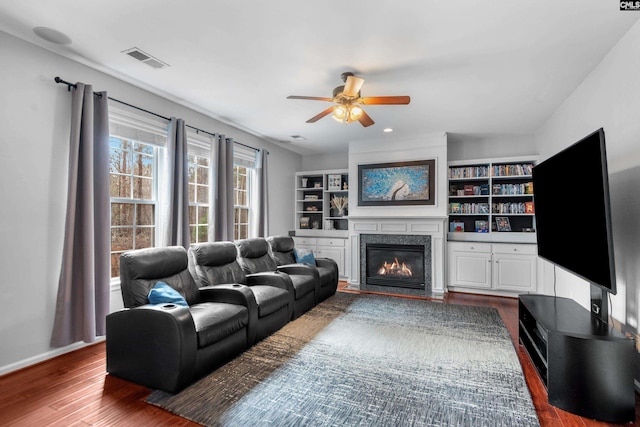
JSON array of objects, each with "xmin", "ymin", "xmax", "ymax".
[
  {"xmin": 33, "ymin": 27, "xmax": 72, "ymax": 45},
  {"xmin": 383, "ymin": 128, "xmax": 394, "ymax": 133}
]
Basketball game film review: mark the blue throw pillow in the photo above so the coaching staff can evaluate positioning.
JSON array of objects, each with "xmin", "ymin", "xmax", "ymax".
[
  {"xmin": 148, "ymin": 281, "xmax": 188, "ymax": 306},
  {"xmin": 294, "ymin": 248, "xmax": 316, "ymax": 265}
]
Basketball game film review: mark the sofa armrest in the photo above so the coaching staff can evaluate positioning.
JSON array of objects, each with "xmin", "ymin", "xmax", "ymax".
[
  {"xmin": 106, "ymin": 304, "xmax": 197, "ymax": 393},
  {"xmin": 277, "ymin": 263, "xmax": 320, "ymax": 279},
  {"xmin": 246, "ymin": 271, "xmax": 295, "ymax": 294},
  {"xmin": 199, "ymin": 284, "xmax": 257, "ymax": 308},
  {"xmin": 315, "ymin": 257, "xmax": 337, "ymax": 269}
]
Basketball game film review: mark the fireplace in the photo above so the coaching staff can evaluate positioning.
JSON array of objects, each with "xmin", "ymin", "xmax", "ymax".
[
  {"xmin": 359, "ymin": 233, "xmax": 432, "ymax": 291},
  {"xmin": 366, "ymin": 244, "xmax": 425, "ymax": 289}
]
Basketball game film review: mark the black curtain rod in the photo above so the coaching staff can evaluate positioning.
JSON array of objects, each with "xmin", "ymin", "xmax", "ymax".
[{"xmin": 54, "ymin": 76, "xmax": 265, "ymax": 154}]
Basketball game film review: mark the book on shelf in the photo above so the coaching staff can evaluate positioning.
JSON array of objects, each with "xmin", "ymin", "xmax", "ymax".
[
  {"xmin": 449, "ymin": 202, "xmax": 461, "ymax": 214},
  {"xmin": 480, "ymin": 184, "xmax": 490, "ymax": 195},
  {"xmin": 450, "ymin": 221, "xmax": 465, "ymax": 232},
  {"xmin": 463, "ymin": 184, "xmax": 474, "ymax": 195},
  {"xmin": 525, "ymin": 201, "xmax": 535, "ymax": 214}
]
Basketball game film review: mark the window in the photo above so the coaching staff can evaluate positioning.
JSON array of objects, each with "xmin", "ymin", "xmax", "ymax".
[
  {"xmin": 188, "ymin": 153, "xmax": 210, "ymax": 243},
  {"xmin": 108, "ymin": 105, "xmax": 167, "ymax": 279},
  {"xmin": 109, "ymin": 137, "xmax": 159, "ymax": 278},
  {"xmin": 233, "ymin": 165, "xmax": 251, "ymax": 240}
]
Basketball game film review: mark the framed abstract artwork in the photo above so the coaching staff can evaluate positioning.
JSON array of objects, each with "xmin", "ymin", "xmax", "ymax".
[{"xmin": 358, "ymin": 159, "xmax": 436, "ymax": 206}]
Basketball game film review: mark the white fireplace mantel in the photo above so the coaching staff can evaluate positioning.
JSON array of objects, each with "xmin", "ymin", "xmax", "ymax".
[{"xmin": 348, "ymin": 216, "xmax": 448, "ymax": 294}]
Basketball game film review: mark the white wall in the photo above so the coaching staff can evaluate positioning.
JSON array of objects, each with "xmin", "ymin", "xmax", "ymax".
[
  {"xmin": 301, "ymin": 150, "xmax": 348, "ymax": 171},
  {"xmin": 534, "ymin": 20, "xmax": 640, "ymax": 334},
  {"xmin": 0, "ymin": 31, "xmax": 301, "ymax": 374},
  {"xmin": 447, "ymin": 133, "xmax": 537, "ymax": 162}
]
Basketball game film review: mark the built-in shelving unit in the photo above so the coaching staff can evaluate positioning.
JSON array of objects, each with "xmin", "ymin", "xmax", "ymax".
[
  {"xmin": 295, "ymin": 169, "xmax": 349, "ymax": 238},
  {"xmin": 448, "ymin": 157, "xmax": 537, "ymax": 239}
]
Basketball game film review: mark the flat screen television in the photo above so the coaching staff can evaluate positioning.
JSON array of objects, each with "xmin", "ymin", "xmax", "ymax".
[{"xmin": 532, "ymin": 128, "xmax": 617, "ymax": 301}]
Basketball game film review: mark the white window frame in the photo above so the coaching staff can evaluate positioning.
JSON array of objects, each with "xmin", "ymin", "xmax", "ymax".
[
  {"xmin": 108, "ymin": 105, "xmax": 168, "ymax": 285},
  {"xmin": 187, "ymin": 131, "xmax": 212, "ymax": 243}
]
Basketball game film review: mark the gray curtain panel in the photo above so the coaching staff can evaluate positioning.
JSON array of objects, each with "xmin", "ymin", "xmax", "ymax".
[
  {"xmin": 210, "ymin": 135, "xmax": 234, "ymax": 241},
  {"xmin": 51, "ymin": 83, "xmax": 110, "ymax": 347},
  {"xmin": 254, "ymin": 148, "xmax": 269, "ymax": 237},
  {"xmin": 163, "ymin": 117, "xmax": 190, "ymax": 248}
]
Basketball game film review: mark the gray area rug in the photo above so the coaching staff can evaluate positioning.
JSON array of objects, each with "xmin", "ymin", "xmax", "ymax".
[{"xmin": 147, "ymin": 293, "xmax": 539, "ymax": 427}]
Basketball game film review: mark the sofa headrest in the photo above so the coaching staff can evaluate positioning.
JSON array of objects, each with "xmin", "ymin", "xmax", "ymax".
[
  {"xmin": 267, "ymin": 235, "xmax": 295, "ymax": 252},
  {"xmin": 121, "ymin": 246, "xmax": 188, "ymax": 280},
  {"xmin": 189, "ymin": 242, "xmax": 238, "ymax": 267},
  {"xmin": 119, "ymin": 246, "xmax": 199, "ymax": 308},
  {"xmin": 235, "ymin": 238, "xmax": 270, "ymax": 258}
]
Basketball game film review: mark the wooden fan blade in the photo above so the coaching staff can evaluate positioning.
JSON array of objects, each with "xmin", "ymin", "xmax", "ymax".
[
  {"xmin": 342, "ymin": 76, "xmax": 365, "ymax": 97},
  {"xmin": 306, "ymin": 106, "xmax": 335, "ymax": 123},
  {"xmin": 358, "ymin": 110, "xmax": 375, "ymax": 127},
  {"xmin": 287, "ymin": 95, "xmax": 333, "ymax": 102},
  {"xmin": 361, "ymin": 96, "xmax": 411, "ymax": 105}
]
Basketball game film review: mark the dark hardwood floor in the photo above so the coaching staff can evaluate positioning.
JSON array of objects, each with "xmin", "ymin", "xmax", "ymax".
[{"xmin": 0, "ymin": 282, "xmax": 637, "ymax": 426}]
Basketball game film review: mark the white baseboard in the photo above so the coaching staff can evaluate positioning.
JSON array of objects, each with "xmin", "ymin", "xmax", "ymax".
[{"xmin": 0, "ymin": 337, "xmax": 105, "ymax": 376}]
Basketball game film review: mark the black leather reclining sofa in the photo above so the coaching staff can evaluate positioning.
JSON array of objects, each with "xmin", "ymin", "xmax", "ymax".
[{"xmin": 106, "ymin": 236, "xmax": 338, "ymax": 393}]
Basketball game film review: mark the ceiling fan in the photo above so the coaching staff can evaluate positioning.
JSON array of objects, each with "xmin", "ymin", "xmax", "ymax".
[{"xmin": 287, "ymin": 72, "xmax": 410, "ymax": 127}]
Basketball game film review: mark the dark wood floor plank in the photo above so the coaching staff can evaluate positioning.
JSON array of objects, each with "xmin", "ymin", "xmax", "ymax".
[{"xmin": 0, "ymin": 283, "xmax": 636, "ymax": 426}]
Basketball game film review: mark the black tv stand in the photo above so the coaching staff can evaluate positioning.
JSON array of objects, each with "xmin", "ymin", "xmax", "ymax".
[{"xmin": 518, "ymin": 294, "xmax": 635, "ymax": 423}]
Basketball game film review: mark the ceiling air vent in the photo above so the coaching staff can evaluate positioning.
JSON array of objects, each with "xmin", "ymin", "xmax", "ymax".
[{"xmin": 122, "ymin": 47, "xmax": 169, "ymax": 69}]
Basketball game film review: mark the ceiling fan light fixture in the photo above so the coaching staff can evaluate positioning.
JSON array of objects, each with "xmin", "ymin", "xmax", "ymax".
[
  {"xmin": 332, "ymin": 105, "xmax": 348, "ymax": 122},
  {"xmin": 349, "ymin": 105, "xmax": 363, "ymax": 121}
]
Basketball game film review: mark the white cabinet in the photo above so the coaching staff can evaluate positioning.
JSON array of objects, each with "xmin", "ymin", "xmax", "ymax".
[
  {"xmin": 292, "ymin": 236, "xmax": 347, "ymax": 278},
  {"xmin": 448, "ymin": 241, "xmax": 537, "ymax": 295}
]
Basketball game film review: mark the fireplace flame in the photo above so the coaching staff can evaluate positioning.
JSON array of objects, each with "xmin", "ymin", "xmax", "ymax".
[{"xmin": 377, "ymin": 257, "xmax": 413, "ymax": 277}]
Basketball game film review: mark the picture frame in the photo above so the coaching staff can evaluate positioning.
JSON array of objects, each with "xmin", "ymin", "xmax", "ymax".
[
  {"xmin": 495, "ymin": 216, "xmax": 511, "ymax": 232},
  {"xmin": 475, "ymin": 220, "xmax": 489, "ymax": 233},
  {"xmin": 327, "ymin": 174, "xmax": 342, "ymax": 191},
  {"xmin": 358, "ymin": 159, "xmax": 436, "ymax": 206}
]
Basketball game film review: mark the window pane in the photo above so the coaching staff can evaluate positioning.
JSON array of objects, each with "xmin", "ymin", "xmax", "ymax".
[
  {"xmin": 111, "ymin": 228, "xmax": 133, "ymax": 252},
  {"xmin": 189, "ymin": 206, "xmax": 197, "ymax": 225},
  {"xmin": 236, "ymin": 189, "xmax": 247, "ymax": 205},
  {"xmin": 133, "ymin": 177, "xmax": 153, "ymax": 199},
  {"xmin": 111, "ymin": 253, "xmax": 122, "ymax": 278},
  {"xmin": 240, "ymin": 207, "xmax": 248, "ymax": 223},
  {"xmin": 238, "ymin": 224, "xmax": 248, "ymax": 240},
  {"xmin": 135, "ymin": 227, "xmax": 155, "ymax": 249},
  {"xmin": 112, "ymin": 203, "xmax": 134, "ymax": 226},
  {"xmin": 198, "ymin": 206, "xmax": 209, "ymax": 224},
  {"xmin": 190, "ymin": 225, "xmax": 197, "ymax": 243},
  {"xmin": 133, "ymin": 152, "xmax": 153, "ymax": 177},
  {"xmin": 197, "ymin": 225, "xmax": 208, "ymax": 243},
  {"xmin": 188, "ymin": 165, "xmax": 196, "ymax": 184},
  {"xmin": 136, "ymin": 204, "xmax": 154, "ymax": 226},
  {"xmin": 197, "ymin": 166, "xmax": 208, "ymax": 185},
  {"xmin": 134, "ymin": 141, "xmax": 153, "ymax": 154},
  {"xmin": 110, "ymin": 137, "xmax": 131, "ymax": 151},
  {"xmin": 197, "ymin": 185, "xmax": 208, "ymax": 204},
  {"xmin": 109, "ymin": 148, "xmax": 131, "ymax": 174},
  {"xmin": 189, "ymin": 183, "xmax": 196, "ymax": 203},
  {"xmin": 197, "ymin": 157, "xmax": 209, "ymax": 167},
  {"xmin": 110, "ymin": 175, "xmax": 131, "ymax": 198}
]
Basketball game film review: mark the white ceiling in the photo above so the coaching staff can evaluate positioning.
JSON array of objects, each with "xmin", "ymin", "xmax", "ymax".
[{"xmin": 0, "ymin": 1, "xmax": 638, "ymax": 156}]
